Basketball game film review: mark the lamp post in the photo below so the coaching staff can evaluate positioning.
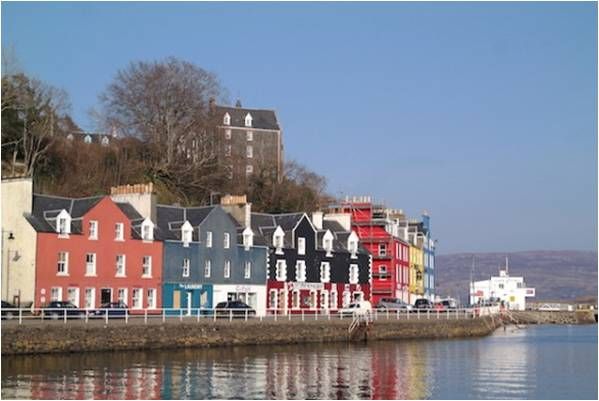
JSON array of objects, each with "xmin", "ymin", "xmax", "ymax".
[{"xmin": 1, "ymin": 230, "xmax": 16, "ymax": 302}]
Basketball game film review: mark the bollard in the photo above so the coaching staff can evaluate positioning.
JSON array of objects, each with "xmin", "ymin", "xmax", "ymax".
[
  {"xmin": 64, "ymin": 309, "xmax": 67, "ymax": 324},
  {"xmin": 301, "ymin": 310, "xmax": 304, "ymax": 322},
  {"xmin": 85, "ymin": 310, "xmax": 88, "ymax": 324},
  {"xmin": 197, "ymin": 308, "xmax": 200, "ymax": 323},
  {"xmin": 145, "ymin": 310, "xmax": 148, "ymax": 325},
  {"xmin": 125, "ymin": 310, "xmax": 129, "ymax": 324},
  {"xmin": 105, "ymin": 309, "xmax": 109, "ymax": 325},
  {"xmin": 163, "ymin": 309, "xmax": 166, "ymax": 323},
  {"xmin": 19, "ymin": 309, "xmax": 22, "ymax": 325},
  {"xmin": 245, "ymin": 309, "xmax": 248, "ymax": 321},
  {"xmin": 274, "ymin": 309, "xmax": 277, "ymax": 322},
  {"xmin": 180, "ymin": 309, "xmax": 183, "ymax": 322},
  {"xmin": 396, "ymin": 310, "xmax": 399, "ymax": 320},
  {"xmin": 315, "ymin": 311, "xmax": 318, "ymax": 321},
  {"xmin": 213, "ymin": 309, "xmax": 217, "ymax": 322},
  {"xmin": 288, "ymin": 312, "xmax": 291, "ymax": 321},
  {"xmin": 229, "ymin": 309, "xmax": 233, "ymax": 322},
  {"xmin": 417, "ymin": 309, "xmax": 420, "ymax": 320}
]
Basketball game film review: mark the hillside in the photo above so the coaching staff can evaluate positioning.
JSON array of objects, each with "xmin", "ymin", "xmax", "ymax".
[{"xmin": 436, "ymin": 250, "xmax": 598, "ymax": 303}]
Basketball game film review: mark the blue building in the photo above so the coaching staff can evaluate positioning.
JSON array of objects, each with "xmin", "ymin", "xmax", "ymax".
[{"xmin": 157, "ymin": 202, "xmax": 268, "ymax": 315}]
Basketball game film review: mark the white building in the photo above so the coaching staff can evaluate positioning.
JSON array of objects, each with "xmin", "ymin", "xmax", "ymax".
[{"xmin": 470, "ymin": 267, "xmax": 535, "ymax": 311}]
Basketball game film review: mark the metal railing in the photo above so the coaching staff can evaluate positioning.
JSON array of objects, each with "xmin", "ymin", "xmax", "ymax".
[{"xmin": 0, "ymin": 305, "xmax": 501, "ymax": 325}]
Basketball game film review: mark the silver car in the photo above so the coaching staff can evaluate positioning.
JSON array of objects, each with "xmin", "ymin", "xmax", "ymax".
[{"xmin": 376, "ymin": 298, "xmax": 413, "ymax": 311}]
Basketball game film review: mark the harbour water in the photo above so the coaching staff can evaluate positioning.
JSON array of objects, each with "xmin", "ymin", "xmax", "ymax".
[{"xmin": 1, "ymin": 324, "xmax": 597, "ymax": 399}]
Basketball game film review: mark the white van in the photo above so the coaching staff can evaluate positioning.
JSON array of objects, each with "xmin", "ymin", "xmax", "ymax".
[{"xmin": 339, "ymin": 300, "xmax": 372, "ymax": 316}]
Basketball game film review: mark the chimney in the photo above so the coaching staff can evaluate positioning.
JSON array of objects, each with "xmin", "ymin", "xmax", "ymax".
[
  {"xmin": 312, "ymin": 211, "xmax": 323, "ymax": 230},
  {"xmin": 209, "ymin": 97, "xmax": 216, "ymax": 113},
  {"xmin": 235, "ymin": 99, "xmax": 242, "ymax": 108},
  {"xmin": 110, "ymin": 183, "xmax": 157, "ymax": 222},
  {"xmin": 244, "ymin": 203, "xmax": 251, "ymax": 228},
  {"xmin": 220, "ymin": 194, "xmax": 251, "ymax": 227}
]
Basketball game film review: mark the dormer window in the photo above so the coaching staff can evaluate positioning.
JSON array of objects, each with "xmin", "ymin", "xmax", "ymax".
[
  {"xmin": 243, "ymin": 227, "xmax": 254, "ymax": 250},
  {"xmin": 223, "ymin": 113, "xmax": 231, "ymax": 125},
  {"xmin": 84, "ymin": 135, "xmax": 92, "ymax": 144},
  {"xmin": 244, "ymin": 113, "xmax": 252, "ymax": 127},
  {"xmin": 297, "ymin": 237, "xmax": 306, "ymax": 255},
  {"xmin": 56, "ymin": 210, "xmax": 71, "ymax": 237},
  {"xmin": 348, "ymin": 231, "xmax": 359, "ymax": 258},
  {"xmin": 141, "ymin": 218, "xmax": 154, "ymax": 241},
  {"xmin": 101, "ymin": 137, "xmax": 109, "ymax": 146},
  {"xmin": 323, "ymin": 230, "xmax": 334, "ymax": 256},
  {"xmin": 224, "ymin": 232, "xmax": 230, "ymax": 249},
  {"xmin": 181, "ymin": 221, "xmax": 193, "ymax": 247},
  {"xmin": 273, "ymin": 226, "xmax": 284, "ymax": 254}
]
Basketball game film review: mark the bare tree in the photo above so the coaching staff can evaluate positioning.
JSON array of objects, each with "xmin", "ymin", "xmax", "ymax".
[{"xmin": 1, "ymin": 73, "xmax": 69, "ymax": 176}]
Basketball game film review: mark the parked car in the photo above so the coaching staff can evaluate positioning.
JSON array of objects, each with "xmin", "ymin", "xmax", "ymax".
[
  {"xmin": 89, "ymin": 302, "xmax": 129, "ymax": 318},
  {"xmin": 42, "ymin": 301, "xmax": 87, "ymax": 319},
  {"xmin": 376, "ymin": 298, "xmax": 413, "ymax": 311},
  {"xmin": 413, "ymin": 298, "xmax": 434, "ymax": 309},
  {"xmin": 339, "ymin": 300, "xmax": 373, "ymax": 317},
  {"xmin": 214, "ymin": 300, "xmax": 256, "ymax": 317},
  {"xmin": 1, "ymin": 301, "xmax": 17, "ymax": 320},
  {"xmin": 440, "ymin": 299, "xmax": 458, "ymax": 309}
]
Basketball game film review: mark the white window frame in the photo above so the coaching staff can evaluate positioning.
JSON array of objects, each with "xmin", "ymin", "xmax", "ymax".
[
  {"xmin": 89, "ymin": 220, "xmax": 98, "ymax": 240},
  {"xmin": 349, "ymin": 264, "xmax": 359, "ymax": 284},
  {"xmin": 206, "ymin": 231, "xmax": 213, "ymax": 248},
  {"xmin": 147, "ymin": 288, "xmax": 157, "ymax": 309},
  {"xmin": 115, "ymin": 222, "xmax": 124, "ymax": 241},
  {"xmin": 244, "ymin": 113, "xmax": 252, "ymax": 127},
  {"xmin": 379, "ymin": 265, "xmax": 388, "ymax": 280},
  {"xmin": 182, "ymin": 226, "xmax": 193, "ymax": 247},
  {"xmin": 246, "ymin": 131, "xmax": 253, "ymax": 141},
  {"xmin": 330, "ymin": 289, "xmax": 338, "ymax": 309},
  {"xmin": 204, "ymin": 260, "xmax": 211, "ymax": 278},
  {"xmin": 57, "ymin": 252, "xmax": 69, "ymax": 276},
  {"xmin": 243, "ymin": 228, "xmax": 253, "ymax": 250},
  {"xmin": 223, "ymin": 113, "xmax": 231, "ymax": 126},
  {"xmin": 246, "ymin": 145, "xmax": 253, "ymax": 158},
  {"xmin": 320, "ymin": 262, "xmax": 330, "ymax": 283},
  {"xmin": 297, "ymin": 237, "xmax": 306, "ymax": 255},
  {"xmin": 269, "ymin": 289, "xmax": 278, "ymax": 309},
  {"xmin": 275, "ymin": 259, "xmax": 287, "ymax": 281},
  {"xmin": 225, "ymin": 128, "xmax": 232, "ymax": 139},
  {"xmin": 85, "ymin": 253, "xmax": 96, "ymax": 276},
  {"xmin": 141, "ymin": 220, "xmax": 154, "ymax": 241},
  {"xmin": 244, "ymin": 261, "xmax": 251, "ymax": 279},
  {"xmin": 132, "ymin": 288, "xmax": 143, "ymax": 309},
  {"xmin": 51, "ymin": 287, "xmax": 62, "ymax": 302},
  {"xmin": 142, "ymin": 256, "xmax": 152, "ymax": 278},
  {"xmin": 342, "ymin": 290, "xmax": 351, "ymax": 307},
  {"xmin": 224, "ymin": 232, "xmax": 230, "ymax": 249},
  {"xmin": 84, "ymin": 288, "xmax": 95, "ymax": 309},
  {"xmin": 67, "ymin": 287, "xmax": 80, "ymax": 307},
  {"xmin": 117, "ymin": 288, "xmax": 128, "ymax": 305},
  {"xmin": 116, "ymin": 254, "xmax": 126, "ymax": 277},
  {"xmin": 224, "ymin": 260, "xmax": 231, "ymax": 278},
  {"xmin": 295, "ymin": 260, "xmax": 306, "ymax": 282},
  {"xmin": 182, "ymin": 258, "xmax": 190, "ymax": 277},
  {"xmin": 379, "ymin": 243, "xmax": 387, "ymax": 257}
]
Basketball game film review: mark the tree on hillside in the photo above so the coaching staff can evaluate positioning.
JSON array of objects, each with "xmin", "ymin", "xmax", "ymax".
[
  {"xmin": 98, "ymin": 57, "xmax": 225, "ymax": 202},
  {"xmin": 1, "ymin": 73, "xmax": 70, "ymax": 177}
]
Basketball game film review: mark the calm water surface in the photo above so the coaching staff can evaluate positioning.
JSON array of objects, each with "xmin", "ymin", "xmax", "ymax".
[{"xmin": 1, "ymin": 325, "xmax": 597, "ymax": 399}]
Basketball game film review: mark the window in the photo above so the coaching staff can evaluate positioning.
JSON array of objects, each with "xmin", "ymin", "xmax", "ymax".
[
  {"xmin": 244, "ymin": 113, "xmax": 252, "ymax": 127},
  {"xmin": 204, "ymin": 260, "xmax": 211, "ymax": 277},
  {"xmin": 244, "ymin": 261, "xmax": 251, "ymax": 279},
  {"xmin": 84, "ymin": 135, "xmax": 92, "ymax": 144},
  {"xmin": 517, "ymin": 282, "xmax": 523, "ymax": 288},
  {"xmin": 56, "ymin": 210, "xmax": 71, "ymax": 236},
  {"xmin": 206, "ymin": 231, "xmax": 213, "ymax": 247},
  {"xmin": 323, "ymin": 231, "xmax": 334, "ymax": 255},
  {"xmin": 243, "ymin": 227, "xmax": 253, "ymax": 249},
  {"xmin": 51, "ymin": 287, "xmax": 62, "ymax": 302},
  {"xmin": 141, "ymin": 219, "xmax": 153, "ymax": 241},
  {"xmin": 115, "ymin": 223, "xmax": 124, "ymax": 241},
  {"xmin": 132, "ymin": 289, "xmax": 142, "ymax": 309},
  {"xmin": 182, "ymin": 223, "xmax": 193, "ymax": 247},
  {"xmin": 292, "ymin": 290, "xmax": 300, "ymax": 309},
  {"xmin": 57, "ymin": 252, "xmax": 69, "ymax": 275},
  {"xmin": 297, "ymin": 237, "xmax": 306, "ymax": 255},
  {"xmin": 273, "ymin": 232, "xmax": 283, "ymax": 249},
  {"xmin": 342, "ymin": 290, "xmax": 351, "ymax": 307},
  {"xmin": 85, "ymin": 253, "xmax": 96, "ymax": 276},
  {"xmin": 379, "ymin": 265, "xmax": 388, "ymax": 280},
  {"xmin": 275, "ymin": 260, "xmax": 286, "ymax": 281},
  {"xmin": 320, "ymin": 262, "xmax": 330, "ymax": 283},
  {"xmin": 223, "ymin": 113, "xmax": 231, "ymax": 126},
  {"xmin": 349, "ymin": 264, "xmax": 359, "ymax": 284},
  {"xmin": 379, "ymin": 244, "xmax": 387, "ymax": 257},
  {"xmin": 118, "ymin": 288, "xmax": 128, "ymax": 304},
  {"xmin": 225, "ymin": 144, "xmax": 231, "ymax": 156},
  {"xmin": 142, "ymin": 256, "xmax": 152, "ymax": 277},
  {"xmin": 224, "ymin": 232, "xmax": 230, "ymax": 249},
  {"xmin": 348, "ymin": 237, "xmax": 358, "ymax": 256},
  {"xmin": 224, "ymin": 260, "xmax": 231, "ymax": 278},
  {"xmin": 330, "ymin": 290, "xmax": 338, "ymax": 309},
  {"xmin": 295, "ymin": 260, "xmax": 306, "ymax": 282},
  {"xmin": 498, "ymin": 283, "xmax": 504, "ymax": 289},
  {"xmin": 116, "ymin": 255, "xmax": 126, "ymax": 277},
  {"xmin": 246, "ymin": 131, "xmax": 253, "ymax": 141},
  {"xmin": 67, "ymin": 287, "xmax": 79, "ymax": 307},
  {"xmin": 320, "ymin": 290, "xmax": 329, "ymax": 310},
  {"xmin": 246, "ymin": 165, "xmax": 253, "ymax": 176},
  {"xmin": 89, "ymin": 221, "xmax": 98, "ymax": 239},
  {"xmin": 246, "ymin": 145, "xmax": 253, "ymax": 158},
  {"xmin": 182, "ymin": 258, "xmax": 190, "ymax": 277},
  {"xmin": 84, "ymin": 288, "xmax": 95, "ymax": 309},
  {"xmin": 147, "ymin": 289, "xmax": 156, "ymax": 309},
  {"xmin": 225, "ymin": 129, "xmax": 232, "ymax": 139},
  {"xmin": 269, "ymin": 289, "xmax": 277, "ymax": 309}
]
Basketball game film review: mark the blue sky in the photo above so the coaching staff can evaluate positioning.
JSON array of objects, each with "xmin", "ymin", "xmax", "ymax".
[{"xmin": 2, "ymin": 2, "xmax": 597, "ymax": 254}]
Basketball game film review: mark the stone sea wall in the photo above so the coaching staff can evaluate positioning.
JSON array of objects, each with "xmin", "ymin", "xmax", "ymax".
[
  {"xmin": 509, "ymin": 310, "xmax": 597, "ymax": 325},
  {"xmin": 1, "ymin": 317, "xmax": 500, "ymax": 356}
]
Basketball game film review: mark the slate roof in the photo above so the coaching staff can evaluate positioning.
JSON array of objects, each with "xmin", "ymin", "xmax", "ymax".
[
  {"xmin": 26, "ymin": 194, "xmax": 104, "ymax": 234},
  {"xmin": 156, "ymin": 205, "xmax": 217, "ymax": 241},
  {"xmin": 215, "ymin": 105, "xmax": 280, "ymax": 130}
]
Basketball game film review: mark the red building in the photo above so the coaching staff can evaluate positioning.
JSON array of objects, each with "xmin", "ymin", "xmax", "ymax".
[
  {"xmin": 25, "ymin": 195, "xmax": 162, "ymax": 313},
  {"xmin": 335, "ymin": 198, "xmax": 410, "ymax": 305}
]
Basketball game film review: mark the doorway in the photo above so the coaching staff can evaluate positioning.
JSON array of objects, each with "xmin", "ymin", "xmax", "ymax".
[
  {"xmin": 101, "ymin": 288, "xmax": 112, "ymax": 304},
  {"xmin": 186, "ymin": 291, "xmax": 193, "ymax": 315}
]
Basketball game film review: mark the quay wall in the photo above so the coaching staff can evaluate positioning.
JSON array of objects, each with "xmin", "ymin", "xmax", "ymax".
[
  {"xmin": 509, "ymin": 310, "xmax": 597, "ymax": 325},
  {"xmin": 1, "ymin": 317, "xmax": 499, "ymax": 356}
]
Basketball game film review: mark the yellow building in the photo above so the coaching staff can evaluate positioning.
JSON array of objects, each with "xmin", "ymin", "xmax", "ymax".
[{"xmin": 409, "ymin": 243, "xmax": 424, "ymax": 302}]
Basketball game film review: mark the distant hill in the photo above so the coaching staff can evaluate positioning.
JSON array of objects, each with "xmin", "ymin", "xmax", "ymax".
[{"xmin": 436, "ymin": 250, "xmax": 598, "ymax": 303}]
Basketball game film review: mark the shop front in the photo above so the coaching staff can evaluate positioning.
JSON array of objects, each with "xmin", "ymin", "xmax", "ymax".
[{"xmin": 162, "ymin": 283, "xmax": 213, "ymax": 315}]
